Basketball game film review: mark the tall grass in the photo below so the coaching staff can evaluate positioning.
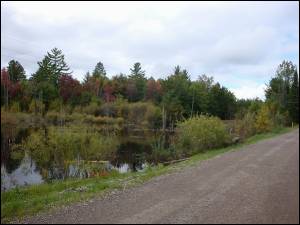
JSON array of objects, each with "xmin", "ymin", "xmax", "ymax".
[{"xmin": 21, "ymin": 125, "xmax": 120, "ymax": 179}]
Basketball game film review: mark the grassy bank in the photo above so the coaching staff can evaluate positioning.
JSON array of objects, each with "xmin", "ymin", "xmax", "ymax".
[{"xmin": 1, "ymin": 126, "xmax": 297, "ymax": 223}]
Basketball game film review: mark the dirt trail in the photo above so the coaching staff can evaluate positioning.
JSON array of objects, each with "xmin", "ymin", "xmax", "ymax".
[{"xmin": 20, "ymin": 129, "xmax": 299, "ymax": 224}]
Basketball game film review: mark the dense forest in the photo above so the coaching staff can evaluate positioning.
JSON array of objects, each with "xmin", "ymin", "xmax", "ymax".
[{"xmin": 1, "ymin": 47, "xmax": 298, "ymax": 126}]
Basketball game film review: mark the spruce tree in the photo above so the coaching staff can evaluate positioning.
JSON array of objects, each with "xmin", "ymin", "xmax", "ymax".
[{"xmin": 8, "ymin": 60, "xmax": 26, "ymax": 82}]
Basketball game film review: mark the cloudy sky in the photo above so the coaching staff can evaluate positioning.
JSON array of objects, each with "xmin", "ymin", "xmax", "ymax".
[{"xmin": 1, "ymin": 1, "xmax": 299, "ymax": 99}]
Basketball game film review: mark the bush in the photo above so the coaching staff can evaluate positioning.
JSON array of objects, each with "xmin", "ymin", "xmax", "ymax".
[
  {"xmin": 28, "ymin": 99, "xmax": 45, "ymax": 115},
  {"xmin": 48, "ymin": 99, "xmax": 63, "ymax": 112},
  {"xmin": 125, "ymin": 102, "xmax": 162, "ymax": 129},
  {"xmin": 150, "ymin": 136, "xmax": 177, "ymax": 163},
  {"xmin": 99, "ymin": 103, "xmax": 118, "ymax": 117},
  {"xmin": 65, "ymin": 112, "xmax": 85, "ymax": 122},
  {"xmin": 116, "ymin": 99, "xmax": 130, "ymax": 118},
  {"xmin": 128, "ymin": 102, "xmax": 147, "ymax": 125},
  {"xmin": 22, "ymin": 125, "xmax": 120, "ymax": 177},
  {"xmin": 235, "ymin": 112, "xmax": 256, "ymax": 140},
  {"xmin": 45, "ymin": 111, "xmax": 62, "ymax": 125},
  {"xmin": 255, "ymin": 104, "xmax": 273, "ymax": 133},
  {"xmin": 272, "ymin": 110, "xmax": 291, "ymax": 127},
  {"xmin": 81, "ymin": 102, "xmax": 101, "ymax": 116},
  {"xmin": 144, "ymin": 103, "xmax": 162, "ymax": 129},
  {"xmin": 9, "ymin": 102, "xmax": 21, "ymax": 113},
  {"xmin": 174, "ymin": 115, "xmax": 230, "ymax": 157}
]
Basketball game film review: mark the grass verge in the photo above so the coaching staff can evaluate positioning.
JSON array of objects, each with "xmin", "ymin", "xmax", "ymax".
[{"xmin": 1, "ymin": 126, "xmax": 298, "ymax": 223}]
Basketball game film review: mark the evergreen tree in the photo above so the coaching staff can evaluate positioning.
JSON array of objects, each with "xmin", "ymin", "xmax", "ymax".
[
  {"xmin": 266, "ymin": 60, "xmax": 297, "ymax": 111},
  {"xmin": 7, "ymin": 60, "xmax": 26, "ymax": 83},
  {"xmin": 83, "ymin": 71, "xmax": 91, "ymax": 84},
  {"xmin": 91, "ymin": 62, "xmax": 107, "ymax": 98},
  {"xmin": 174, "ymin": 65, "xmax": 181, "ymax": 76},
  {"xmin": 129, "ymin": 62, "xmax": 145, "ymax": 79},
  {"xmin": 129, "ymin": 62, "xmax": 146, "ymax": 101},
  {"xmin": 46, "ymin": 47, "xmax": 71, "ymax": 86},
  {"xmin": 30, "ymin": 56, "xmax": 58, "ymax": 111},
  {"xmin": 288, "ymin": 70, "xmax": 299, "ymax": 123},
  {"xmin": 92, "ymin": 61, "xmax": 107, "ymax": 79},
  {"xmin": 265, "ymin": 60, "xmax": 298, "ymax": 120},
  {"xmin": 32, "ymin": 57, "xmax": 53, "ymax": 83}
]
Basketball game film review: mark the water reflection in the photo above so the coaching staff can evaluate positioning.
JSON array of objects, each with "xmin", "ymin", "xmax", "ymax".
[
  {"xmin": 1, "ymin": 126, "xmax": 173, "ymax": 191},
  {"xmin": 1, "ymin": 154, "xmax": 43, "ymax": 191}
]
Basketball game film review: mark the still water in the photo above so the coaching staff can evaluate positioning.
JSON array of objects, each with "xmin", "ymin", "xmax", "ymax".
[{"xmin": 1, "ymin": 127, "xmax": 173, "ymax": 191}]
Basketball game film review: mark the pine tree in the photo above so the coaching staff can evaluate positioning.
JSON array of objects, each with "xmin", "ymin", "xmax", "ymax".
[
  {"xmin": 31, "ymin": 56, "xmax": 58, "ymax": 111},
  {"xmin": 7, "ymin": 60, "xmax": 26, "ymax": 83},
  {"xmin": 129, "ymin": 62, "xmax": 146, "ymax": 101},
  {"xmin": 46, "ymin": 47, "xmax": 71, "ymax": 86},
  {"xmin": 32, "ymin": 57, "xmax": 53, "ymax": 83},
  {"xmin": 129, "ymin": 62, "xmax": 145, "ymax": 79},
  {"xmin": 92, "ymin": 61, "xmax": 107, "ymax": 79},
  {"xmin": 83, "ymin": 71, "xmax": 91, "ymax": 84}
]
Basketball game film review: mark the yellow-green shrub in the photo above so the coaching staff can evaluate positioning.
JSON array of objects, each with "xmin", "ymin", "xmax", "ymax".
[
  {"xmin": 22, "ymin": 126, "xmax": 120, "ymax": 174},
  {"xmin": 255, "ymin": 105, "xmax": 273, "ymax": 133},
  {"xmin": 235, "ymin": 112, "xmax": 256, "ymax": 139},
  {"xmin": 175, "ymin": 115, "xmax": 230, "ymax": 156}
]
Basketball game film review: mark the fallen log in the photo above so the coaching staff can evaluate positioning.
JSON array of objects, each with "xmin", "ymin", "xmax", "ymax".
[{"xmin": 161, "ymin": 158, "xmax": 189, "ymax": 166}]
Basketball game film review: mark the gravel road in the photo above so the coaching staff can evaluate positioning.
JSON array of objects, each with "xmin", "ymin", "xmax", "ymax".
[{"xmin": 20, "ymin": 129, "xmax": 299, "ymax": 224}]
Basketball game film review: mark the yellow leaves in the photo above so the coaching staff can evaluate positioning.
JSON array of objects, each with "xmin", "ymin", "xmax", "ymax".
[{"xmin": 255, "ymin": 105, "xmax": 273, "ymax": 133}]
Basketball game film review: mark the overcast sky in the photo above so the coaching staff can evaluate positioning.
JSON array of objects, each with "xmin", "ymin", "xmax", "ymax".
[{"xmin": 1, "ymin": 1, "xmax": 299, "ymax": 99}]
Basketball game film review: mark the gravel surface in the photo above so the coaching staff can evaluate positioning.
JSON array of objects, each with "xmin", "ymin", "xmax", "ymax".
[{"xmin": 19, "ymin": 129, "xmax": 299, "ymax": 224}]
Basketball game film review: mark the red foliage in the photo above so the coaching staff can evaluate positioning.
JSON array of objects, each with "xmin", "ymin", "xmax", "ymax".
[
  {"xmin": 145, "ymin": 79, "xmax": 162, "ymax": 100},
  {"xmin": 58, "ymin": 74, "xmax": 82, "ymax": 102},
  {"xmin": 1, "ymin": 68, "xmax": 22, "ymax": 98},
  {"xmin": 83, "ymin": 77, "xmax": 101, "ymax": 96},
  {"xmin": 103, "ymin": 84, "xmax": 116, "ymax": 102}
]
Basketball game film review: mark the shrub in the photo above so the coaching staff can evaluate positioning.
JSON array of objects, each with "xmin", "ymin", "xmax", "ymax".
[
  {"xmin": 73, "ymin": 105, "xmax": 83, "ymax": 114},
  {"xmin": 255, "ymin": 104, "xmax": 273, "ymax": 133},
  {"xmin": 174, "ymin": 115, "xmax": 230, "ymax": 157},
  {"xmin": 130, "ymin": 102, "xmax": 147, "ymax": 121},
  {"xmin": 273, "ymin": 111, "xmax": 288, "ymax": 127},
  {"xmin": 22, "ymin": 126, "xmax": 120, "ymax": 177},
  {"xmin": 28, "ymin": 99, "xmax": 45, "ymax": 115},
  {"xmin": 65, "ymin": 112, "xmax": 85, "ymax": 122},
  {"xmin": 144, "ymin": 103, "xmax": 162, "ymax": 129},
  {"xmin": 117, "ymin": 99, "xmax": 130, "ymax": 118},
  {"xmin": 48, "ymin": 99, "xmax": 63, "ymax": 112},
  {"xmin": 9, "ymin": 102, "xmax": 21, "ymax": 113},
  {"xmin": 125, "ymin": 102, "xmax": 162, "ymax": 129},
  {"xmin": 235, "ymin": 112, "xmax": 256, "ymax": 140},
  {"xmin": 45, "ymin": 111, "xmax": 61, "ymax": 125},
  {"xmin": 81, "ymin": 102, "xmax": 101, "ymax": 116},
  {"xmin": 99, "ymin": 103, "xmax": 118, "ymax": 117},
  {"xmin": 150, "ymin": 136, "xmax": 177, "ymax": 163}
]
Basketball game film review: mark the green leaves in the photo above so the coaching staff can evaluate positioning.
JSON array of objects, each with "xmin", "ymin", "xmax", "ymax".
[
  {"xmin": 265, "ymin": 60, "xmax": 299, "ymax": 123},
  {"xmin": 175, "ymin": 115, "xmax": 229, "ymax": 156}
]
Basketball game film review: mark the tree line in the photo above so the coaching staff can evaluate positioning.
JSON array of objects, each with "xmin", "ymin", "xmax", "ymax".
[{"xmin": 1, "ymin": 48, "xmax": 299, "ymax": 126}]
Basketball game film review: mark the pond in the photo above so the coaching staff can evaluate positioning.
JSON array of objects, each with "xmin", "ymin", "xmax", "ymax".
[{"xmin": 1, "ymin": 126, "xmax": 174, "ymax": 191}]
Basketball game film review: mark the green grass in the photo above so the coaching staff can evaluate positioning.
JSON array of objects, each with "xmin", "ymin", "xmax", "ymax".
[{"xmin": 1, "ymin": 126, "xmax": 298, "ymax": 223}]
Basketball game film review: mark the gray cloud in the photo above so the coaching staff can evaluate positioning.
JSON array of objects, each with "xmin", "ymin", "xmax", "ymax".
[{"xmin": 1, "ymin": 1, "xmax": 299, "ymax": 99}]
